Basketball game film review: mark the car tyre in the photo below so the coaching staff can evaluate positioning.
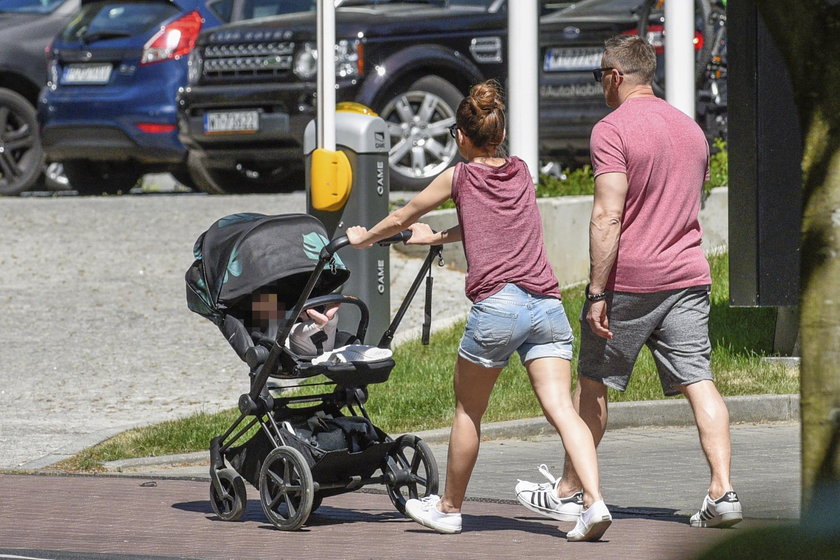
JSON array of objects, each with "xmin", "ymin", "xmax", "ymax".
[
  {"xmin": 62, "ymin": 160, "xmax": 142, "ymax": 195},
  {"xmin": 376, "ymin": 75, "xmax": 464, "ymax": 192},
  {"xmin": 0, "ymin": 88, "xmax": 45, "ymax": 196}
]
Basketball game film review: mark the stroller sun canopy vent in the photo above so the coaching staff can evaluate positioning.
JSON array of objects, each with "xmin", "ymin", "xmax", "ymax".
[{"xmin": 186, "ymin": 213, "xmax": 350, "ymax": 324}]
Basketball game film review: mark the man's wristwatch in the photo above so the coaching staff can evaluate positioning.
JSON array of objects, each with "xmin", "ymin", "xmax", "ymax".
[{"xmin": 585, "ymin": 284, "xmax": 608, "ymax": 302}]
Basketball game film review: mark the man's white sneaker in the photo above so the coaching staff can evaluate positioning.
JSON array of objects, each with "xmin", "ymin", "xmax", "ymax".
[
  {"xmin": 405, "ymin": 495, "xmax": 462, "ymax": 534},
  {"xmin": 514, "ymin": 464, "xmax": 583, "ymax": 521},
  {"xmin": 689, "ymin": 491, "xmax": 743, "ymax": 528},
  {"xmin": 566, "ymin": 500, "xmax": 612, "ymax": 542}
]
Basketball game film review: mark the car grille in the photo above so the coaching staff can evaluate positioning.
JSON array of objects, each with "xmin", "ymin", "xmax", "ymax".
[{"xmin": 200, "ymin": 41, "xmax": 295, "ymax": 82}]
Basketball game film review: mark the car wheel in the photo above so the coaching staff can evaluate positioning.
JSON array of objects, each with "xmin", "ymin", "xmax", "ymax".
[
  {"xmin": 0, "ymin": 88, "xmax": 44, "ymax": 196},
  {"xmin": 170, "ymin": 162, "xmax": 198, "ymax": 191},
  {"xmin": 187, "ymin": 151, "xmax": 302, "ymax": 194},
  {"xmin": 62, "ymin": 160, "xmax": 143, "ymax": 195},
  {"xmin": 376, "ymin": 76, "xmax": 464, "ymax": 192}
]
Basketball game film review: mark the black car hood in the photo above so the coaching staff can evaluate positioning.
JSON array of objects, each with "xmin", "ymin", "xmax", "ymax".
[{"xmin": 203, "ymin": 2, "xmax": 502, "ymax": 43}]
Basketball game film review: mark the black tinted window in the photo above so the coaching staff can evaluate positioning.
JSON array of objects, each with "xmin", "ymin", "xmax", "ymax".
[
  {"xmin": 209, "ymin": 0, "xmax": 234, "ymax": 22},
  {"xmin": 241, "ymin": 0, "xmax": 313, "ymax": 19},
  {"xmin": 0, "ymin": 0, "xmax": 67, "ymax": 13},
  {"xmin": 61, "ymin": 1, "xmax": 181, "ymax": 41}
]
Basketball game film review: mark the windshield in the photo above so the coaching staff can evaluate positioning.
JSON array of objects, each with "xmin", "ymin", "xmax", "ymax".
[{"xmin": 0, "ymin": 0, "xmax": 67, "ymax": 13}]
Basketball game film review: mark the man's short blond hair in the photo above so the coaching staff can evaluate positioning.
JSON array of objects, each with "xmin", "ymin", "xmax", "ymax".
[{"xmin": 603, "ymin": 35, "xmax": 656, "ymax": 85}]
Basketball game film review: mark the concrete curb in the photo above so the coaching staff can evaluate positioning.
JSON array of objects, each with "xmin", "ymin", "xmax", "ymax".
[{"xmin": 102, "ymin": 393, "xmax": 799, "ymax": 472}]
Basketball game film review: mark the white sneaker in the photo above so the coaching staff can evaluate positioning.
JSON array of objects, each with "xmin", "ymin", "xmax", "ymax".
[
  {"xmin": 404, "ymin": 495, "xmax": 462, "ymax": 534},
  {"xmin": 690, "ymin": 491, "xmax": 743, "ymax": 528},
  {"xmin": 566, "ymin": 500, "xmax": 612, "ymax": 542},
  {"xmin": 514, "ymin": 464, "xmax": 583, "ymax": 521}
]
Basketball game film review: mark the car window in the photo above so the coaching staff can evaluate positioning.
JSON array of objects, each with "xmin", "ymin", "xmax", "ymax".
[
  {"xmin": 60, "ymin": 1, "xmax": 181, "ymax": 42},
  {"xmin": 241, "ymin": 0, "xmax": 313, "ymax": 19},
  {"xmin": 209, "ymin": 0, "xmax": 235, "ymax": 22},
  {"xmin": 0, "ymin": 0, "xmax": 68, "ymax": 13}
]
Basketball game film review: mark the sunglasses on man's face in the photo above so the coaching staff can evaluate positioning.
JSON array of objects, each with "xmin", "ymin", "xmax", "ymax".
[{"xmin": 593, "ymin": 67, "xmax": 623, "ymax": 82}]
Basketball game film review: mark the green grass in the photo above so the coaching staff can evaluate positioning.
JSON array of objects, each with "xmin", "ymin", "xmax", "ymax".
[{"xmin": 56, "ymin": 251, "xmax": 797, "ymax": 472}]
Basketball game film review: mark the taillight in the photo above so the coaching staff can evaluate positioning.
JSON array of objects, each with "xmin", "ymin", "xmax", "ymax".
[
  {"xmin": 141, "ymin": 11, "xmax": 202, "ymax": 65},
  {"xmin": 136, "ymin": 123, "xmax": 176, "ymax": 133},
  {"xmin": 623, "ymin": 25, "xmax": 705, "ymax": 55}
]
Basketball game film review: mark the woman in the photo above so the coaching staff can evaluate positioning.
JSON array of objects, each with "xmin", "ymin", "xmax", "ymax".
[{"xmin": 346, "ymin": 80, "xmax": 611, "ymax": 541}]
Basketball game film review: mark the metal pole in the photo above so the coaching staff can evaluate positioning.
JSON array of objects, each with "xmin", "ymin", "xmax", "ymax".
[
  {"xmin": 508, "ymin": 0, "xmax": 539, "ymax": 184},
  {"xmin": 665, "ymin": 0, "xmax": 695, "ymax": 117},
  {"xmin": 317, "ymin": 0, "xmax": 336, "ymax": 150}
]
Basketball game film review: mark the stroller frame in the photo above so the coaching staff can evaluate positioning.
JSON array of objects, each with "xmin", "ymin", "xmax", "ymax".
[{"xmin": 206, "ymin": 231, "xmax": 446, "ymax": 531}]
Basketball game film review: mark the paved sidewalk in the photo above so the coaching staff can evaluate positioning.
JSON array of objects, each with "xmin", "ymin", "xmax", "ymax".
[{"xmin": 0, "ymin": 420, "xmax": 798, "ymax": 560}]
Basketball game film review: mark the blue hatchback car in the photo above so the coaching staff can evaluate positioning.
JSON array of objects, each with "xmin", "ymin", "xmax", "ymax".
[{"xmin": 38, "ymin": 0, "xmax": 307, "ymax": 194}]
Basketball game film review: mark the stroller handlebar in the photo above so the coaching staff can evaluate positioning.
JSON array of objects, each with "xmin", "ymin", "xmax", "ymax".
[
  {"xmin": 322, "ymin": 230, "xmax": 413, "ymax": 257},
  {"xmin": 377, "ymin": 230, "xmax": 412, "ymax": 246}
]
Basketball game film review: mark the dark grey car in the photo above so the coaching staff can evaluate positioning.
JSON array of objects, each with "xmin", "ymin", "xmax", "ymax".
[{"xmin": 0, "ymin": 0, "xmax": 79, "ymax": 196}]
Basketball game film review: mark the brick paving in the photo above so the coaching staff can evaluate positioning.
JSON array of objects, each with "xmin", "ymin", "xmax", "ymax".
[{"xmin": 0, "ymin": 473, "xmax": 780, "ymax": 560}]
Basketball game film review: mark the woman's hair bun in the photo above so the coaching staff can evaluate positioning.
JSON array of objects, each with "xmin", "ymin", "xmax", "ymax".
[
  {"xmin": 468, "ymin": 79, "xmax": 505, "ymax": 115},
  {"xmin": 457, "ymin": 79, "xmax": 507, "ymax": 155}
]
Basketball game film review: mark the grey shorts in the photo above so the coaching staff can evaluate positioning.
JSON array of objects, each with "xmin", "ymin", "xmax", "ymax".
[
  {"xmin": 578, "ymin": 286, "xmax": 712, "ymax": 396},
  {"xmin": 459, "ymin": 283, "xmax": 574, "ymax": 369}
]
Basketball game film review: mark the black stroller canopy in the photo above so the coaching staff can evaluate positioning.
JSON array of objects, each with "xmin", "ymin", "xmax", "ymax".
[{"xmin": 186, "ymin": 213, "xmax": 349, "ymax": 324}]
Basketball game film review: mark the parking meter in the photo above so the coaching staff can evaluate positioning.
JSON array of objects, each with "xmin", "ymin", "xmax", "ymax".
[{"xmin": 304, "ymin": 104, "xmax": 391, "ymax": 344}]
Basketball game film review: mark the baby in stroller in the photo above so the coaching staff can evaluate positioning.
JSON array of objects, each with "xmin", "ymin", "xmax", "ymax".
[
  {"xmin": 250, "ymin": 291, "xmax": 339, "ymax": 357},
  {"xmin": 186, "ymin": 212, "xmax": 441, "ymax": 531}
]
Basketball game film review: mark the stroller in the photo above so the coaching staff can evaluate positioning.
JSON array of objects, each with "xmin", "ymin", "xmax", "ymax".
[{"xmin": 185, "ymin": 212, "xmax": 444, "ymax": 530}]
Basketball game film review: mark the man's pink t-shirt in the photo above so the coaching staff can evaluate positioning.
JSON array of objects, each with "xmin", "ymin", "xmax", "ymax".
[
  {"xmin": 452, "ymin": 156, "xmax": 561, "ymax": 303},
  {"xmin": 590, "ymin": 96, "xmax": 711, "ymax": 293}
]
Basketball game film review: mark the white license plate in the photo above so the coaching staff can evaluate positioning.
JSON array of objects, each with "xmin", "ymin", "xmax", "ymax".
[
  {"xmin": 204, "ymin": 110, "xmax": 260, "ymax": 134},
  {"xmin": 543, "ymin": 47, "xmax": 603, "ymax": 72},
  {"xmin": 62, "ymin": 63, "xmax": 113, "ymax": 84}
]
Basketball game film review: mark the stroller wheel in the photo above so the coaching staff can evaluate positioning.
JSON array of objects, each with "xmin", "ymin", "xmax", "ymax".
[
  {"xmin": 384, "ymin": 435, "xmax": 439, "ymax": 515},
  {"xmin": 259, "ymin": 446, "xmax": 314, "ymax": 531},
  {"xmin": 209, "ymin": 468, "xmax": 247, "ymax": 521}
]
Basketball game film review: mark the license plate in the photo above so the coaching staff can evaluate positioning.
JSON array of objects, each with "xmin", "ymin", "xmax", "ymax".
[
  {"xmin": 62, "ymin": 63, "xmax": 112, "ymax": 84},
  {"xmin": 543, "ymin": 47, "xmax": 603, "ymax": 72},
  {"xmin": 204, "ymin": 110, "xmax": 260, "ymax": 134}
]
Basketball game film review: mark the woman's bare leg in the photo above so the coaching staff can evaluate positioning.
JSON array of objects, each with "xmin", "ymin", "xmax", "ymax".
[
  {"xmin": 526, "ymin": 357, "xmax": 603, "ymax": 506},
  {"xmin": 438, "ymin": 356, "xmax": 502, "ymax": 513}
]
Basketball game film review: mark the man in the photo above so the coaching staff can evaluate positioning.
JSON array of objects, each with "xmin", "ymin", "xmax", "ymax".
[{"xmin": 514, "ymin": 34, "xmax": 742, "ymax": 529}]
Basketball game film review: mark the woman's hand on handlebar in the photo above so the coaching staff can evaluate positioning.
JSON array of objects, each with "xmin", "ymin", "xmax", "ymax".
[
  {"xmin": 406, "ymin": 223, "xmax": 437, "ymax": 245},
  {"xmin": 346, "ymin": 225, "xmax": 373, "ymax": 248}
]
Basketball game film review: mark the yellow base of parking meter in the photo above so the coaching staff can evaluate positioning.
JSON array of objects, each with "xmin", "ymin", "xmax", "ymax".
[{"xmin": 310, "ymin": 148, "xmax": 352, "ymax": 211}]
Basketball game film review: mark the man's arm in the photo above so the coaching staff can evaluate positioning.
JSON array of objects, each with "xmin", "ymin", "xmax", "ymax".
[{"xmin": 587, "ymin": 171, "xmax": 628, "ymax": 339}]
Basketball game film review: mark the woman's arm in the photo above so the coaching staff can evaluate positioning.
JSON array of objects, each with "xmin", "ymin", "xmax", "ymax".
[
  {"xmin": 347, "ymin": 167, "xmax": 455, "ymax": 248},
  {"xmin": 406, "ymin": 222, "xmax": 462, "ymax": 245}
]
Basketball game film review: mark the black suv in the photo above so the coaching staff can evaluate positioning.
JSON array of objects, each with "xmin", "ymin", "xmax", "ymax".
[{"xmin": 178, "ymin": 0, "xmax": 725, "ymax": 194}]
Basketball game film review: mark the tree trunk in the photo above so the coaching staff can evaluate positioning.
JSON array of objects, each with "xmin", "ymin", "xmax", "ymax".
[{"xmin": 758, "ymin": 0, "xmax": 840, "ymax": 509}]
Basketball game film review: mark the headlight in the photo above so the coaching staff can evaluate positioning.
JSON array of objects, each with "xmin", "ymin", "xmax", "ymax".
[
  {"xmin": 293, "ymin": 39, "xmax": 361, "ymax": 81},
  {"xmin": 293, "ymin": 42, "xmax": 318, "ymax": 80},
  {"xmin": 187, "ymin": 48, "xmax": 203, "ymax": 85},
  {"xmin": 48, "ymin": 60, "xmax": 59, "ymax": 90},
  {"xmin": 336, "ymin": 39, "xmax": 360, "ymax": 78}
]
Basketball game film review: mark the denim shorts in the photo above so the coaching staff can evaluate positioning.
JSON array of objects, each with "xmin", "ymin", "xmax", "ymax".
[
  {"xmin": 458, "ymin": 283, "xmax": 574, "ymax": 368},
  {"xmin": 578, "ymin": 286, "xmax": 713, "ymax": 396}
]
